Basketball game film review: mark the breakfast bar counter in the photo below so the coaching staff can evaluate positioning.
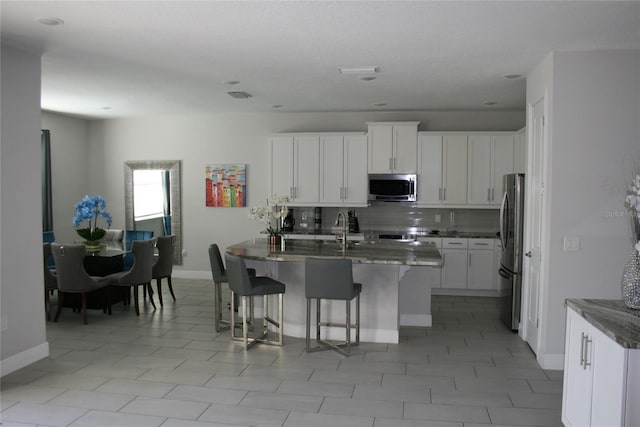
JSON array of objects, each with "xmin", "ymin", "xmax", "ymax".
[{"xmin": 227, "ymin": 238, "xmax": 443, "ymax": 343}]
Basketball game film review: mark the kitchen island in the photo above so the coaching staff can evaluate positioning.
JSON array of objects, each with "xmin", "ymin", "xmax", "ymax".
[{"xmin": 226, "ymin": 238, "xmax": 442, "ymax": 343}]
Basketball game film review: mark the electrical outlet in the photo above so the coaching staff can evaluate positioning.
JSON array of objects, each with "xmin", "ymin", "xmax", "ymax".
[
  {"xmin": 181, "ymin": 249, "xmax": 187, "ymax": 257},
  {"xmin": 563, "ymin": 236, "xmax": 580, "ymax": 252},
  {"xmin": 435, "ymin": 214, "xmax": 441, "ymax": 223}
]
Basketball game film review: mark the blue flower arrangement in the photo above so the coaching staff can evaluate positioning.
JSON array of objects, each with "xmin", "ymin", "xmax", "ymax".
[{"xmin": 72, "ymin": 195, "xmax": 112, "ymax": 242}]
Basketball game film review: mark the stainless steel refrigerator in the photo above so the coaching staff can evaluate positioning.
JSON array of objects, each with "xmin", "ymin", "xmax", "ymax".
[{"xmin": 498, "ymin": 173, "xmax": 525, "ymax": 331}]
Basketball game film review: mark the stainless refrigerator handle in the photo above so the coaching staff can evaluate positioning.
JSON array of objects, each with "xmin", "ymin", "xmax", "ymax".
[
  {"xmin": 498, "ymin": 267, "xmax": 511, "ymax": 279},
  {"xmin": 499, "ymin": 191, "xmax": 508, "ymax": 249}
]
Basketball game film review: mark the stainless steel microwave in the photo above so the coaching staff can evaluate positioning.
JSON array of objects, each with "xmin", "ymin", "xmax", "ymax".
[{"xmin": 368, "ymin": 173, "xmax": 417, "ymax": 202}]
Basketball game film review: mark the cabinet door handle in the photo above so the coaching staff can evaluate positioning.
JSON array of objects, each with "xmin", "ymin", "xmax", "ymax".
[
  {"xmin": 290, "ymin": 187, "xmax": 294, "ymax": 199},
  {"xmin": 443, "ymin": 188, "xmax": 447, "ymax": 201},
  {"xmin": 488, "ymin": 188, "xmax": 491, "ymax": 201},
  {"xmin": 394, "ymin": 157, "xmax": 397, "ymax": 170},
  {"xmin": 580, "ymin": 332, "xmax": 585, "ymax": 367},
  {"xmin": 439, "ymin": 188, "xmax": 442, "ymax": 201},
  {"xmin": 491, "ymin": 188, "xmax": 495, "ymax": 201},
  {"xmin": 583, "ymin": 334, "xmax": 592, "ymax": 370},
  {"xmin": 343, "ymin": 187, "xmax": 347, "ymax": 200}
]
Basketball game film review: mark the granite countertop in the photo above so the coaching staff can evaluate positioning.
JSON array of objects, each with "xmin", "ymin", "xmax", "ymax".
[
  {"xmin": 227, "ymin": 238, "xmax": 443, "ymax": 267},
  {"xmin": 566, "ymin": 299, "xmax": 640, "ymax": 349}
]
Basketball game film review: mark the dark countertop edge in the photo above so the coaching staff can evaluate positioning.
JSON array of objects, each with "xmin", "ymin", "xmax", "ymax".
[
  {"xmin": 283, "ymin": 231, "xmax": 499, "ymax": 239},
  {"xmin": 566, "ymin": 299, "xmax": 640, "ymax": 350}
]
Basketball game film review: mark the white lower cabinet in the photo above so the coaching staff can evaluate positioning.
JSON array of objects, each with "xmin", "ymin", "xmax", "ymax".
[
  {"xmin": 467, "ymin": 239, "xmax": 496, "ymax": 290},
  {"xmin": 562, "ymin": 306, "xmax": 635, "ymax": 427},
  {"xmin": 441, "ymin": 238, "xmax": 468, "ymax": 289},
  {"xmin": 429, "ymin": 238, "xmax": 499, "ymax": 293}
]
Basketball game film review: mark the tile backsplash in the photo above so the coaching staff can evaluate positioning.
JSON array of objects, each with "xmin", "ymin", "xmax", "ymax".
[{"xmin": 290, "ymin": 204, "xmax": 499, "ymax": 234}]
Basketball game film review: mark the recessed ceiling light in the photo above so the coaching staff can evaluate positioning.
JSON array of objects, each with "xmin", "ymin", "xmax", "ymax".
[
  {"xmin": 373, "ymin": 102, "xmax": 387, "ymax": 107},
  {"xmin": 339, "ymin": 66, "xmax": 378, "ymax": 75},
  {"xmin": 483, "ymin": 101, "xmax": 497, "ymax": 106},
  {"xmin": 101, "ymin": 106, "xmax": 112, "ymax": 110},
  {"xmin": 271, "ymin": 104, "xmax": 282, "ymax": 109},
  {"xmin": 227, "ymin": 91, "xmax": 252, "ymax": 99},
  {"xmin": 36, "ymin": 16, "xmax": 64, "ymax": 26},
  {"xmin": 359, "ymin": 76, "xmax": 376, "ymax": 81},
  {"xmin": 224, "ymin": 80, "xmax": 240, "ymax": 85},
  {"xmin": 503, "ymin": 74, "xmax": 522, "ymax": 79}
]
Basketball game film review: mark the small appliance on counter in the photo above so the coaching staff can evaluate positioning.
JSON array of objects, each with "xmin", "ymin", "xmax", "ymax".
[
  {"xmin": 314, "ymin": 207, "xmax": 322, "ymax": 232},
  {"xmin": 348, "ymin": 210, "xmax": 359, "ymax": 233},
  {"xmin": 282, "ymin": 208, "xmax": 295, "ymax": 232}
]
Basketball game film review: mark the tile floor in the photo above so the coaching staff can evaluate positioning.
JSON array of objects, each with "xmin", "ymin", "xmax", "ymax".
[{"xmin": 1, "ymin": 278, "xmax": 563, "ymax": 427}]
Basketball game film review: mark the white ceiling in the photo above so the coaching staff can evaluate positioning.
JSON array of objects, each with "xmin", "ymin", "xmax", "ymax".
[{"xmin": 2, "ymin": 1, "xmax": 639, "ymax": 119}]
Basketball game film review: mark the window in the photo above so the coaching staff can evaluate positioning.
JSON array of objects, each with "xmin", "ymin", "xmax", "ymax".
[{"xmin": 133, "ymin": 170, "xmax": 165, "ymax": 220}]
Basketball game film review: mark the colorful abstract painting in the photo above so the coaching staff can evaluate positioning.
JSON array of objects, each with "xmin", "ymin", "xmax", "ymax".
[{"xmin": 205, "ymin": 164, "xmax": 246, "ymax": 207}]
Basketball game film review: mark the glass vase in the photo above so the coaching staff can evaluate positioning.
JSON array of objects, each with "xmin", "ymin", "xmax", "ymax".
[{"xmin": 622, "ymin": 248, "xmax": 640, "ymax": 309}]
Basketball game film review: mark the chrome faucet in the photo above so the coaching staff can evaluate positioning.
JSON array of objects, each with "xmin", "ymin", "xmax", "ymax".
[{"xmin": 335, "ymin": 210, "xmax": 348, "ymax": 251}]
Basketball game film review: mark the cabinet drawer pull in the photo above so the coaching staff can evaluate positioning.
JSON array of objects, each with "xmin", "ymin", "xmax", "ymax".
[
  {"xmin": 448, "ymin": 242, "xmax": 462, "ymax": 245},
  {"xmin": 474, "ymin": 243, "xmax": 489, "ymax": 246}
]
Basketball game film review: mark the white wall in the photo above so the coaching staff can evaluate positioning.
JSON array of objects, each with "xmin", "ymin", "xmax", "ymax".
[
  {"xmin": 0, "ymin": 43, "xmax": 49, "ymax": 375},
  {"xmin": 41, "ymin": 112, "xmax": 90, "ymax": 244},
  {"xmin": 83, "ymin": 111, "xmax": 524, "ymax": 277},
  {"xmin": 528, "ymin": 50, "xmax": 640, "ymax": 368}
]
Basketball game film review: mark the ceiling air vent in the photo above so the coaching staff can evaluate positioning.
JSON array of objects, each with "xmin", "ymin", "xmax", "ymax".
[{"xmin": 227, "ymin": 91, "xmax": 253, "ymax": 99}]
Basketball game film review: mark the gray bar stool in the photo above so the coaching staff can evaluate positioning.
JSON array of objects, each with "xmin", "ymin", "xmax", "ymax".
[
  {"xmin": 305, "ymin": 257, "xmax": 361, "ymax": 356},
  {"xmin": 208, "ymin": 244, "xmax": 255, "ymax": 332},
  {"xmin": 225, "ymin": 253, "xmax": 285, "ymax": 350}
]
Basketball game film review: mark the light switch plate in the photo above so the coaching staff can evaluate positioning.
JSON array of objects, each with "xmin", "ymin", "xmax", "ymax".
[{"xmin": 563, "ymin": 236, "xmax": 580, "ymax": 252}]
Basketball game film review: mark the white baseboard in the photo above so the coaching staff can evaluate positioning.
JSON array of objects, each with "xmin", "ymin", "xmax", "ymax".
[
  {"xmin": 0, "ymin": 342, "xmax": 49, "ymax": 377},
  {"xmin": 538, "ymin": 352, "xmax": 565, "ymax": 370},
  {"xmin": 400, "ymin": 314, "xmax": 432, "ymax": 327}
]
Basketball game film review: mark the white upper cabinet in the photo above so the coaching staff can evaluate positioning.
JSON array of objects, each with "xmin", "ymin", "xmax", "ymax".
[
  {"xmin": 319, "ymin": 134, "xmax": 367, "ymax": 206},
  {"xmin": 513, "ymin": 127, "xmax": 527, "ymax": 174},
  {"xmin": 418, "ymin": 133, "xmax": 467, "ymax": 206},
  {"xmin": 467, "ymin": 134, "xmax": 514, "ymax": 206},
  {"xmin": 269, "ymin": 136, "xmax": 295, "ymax": 201},
  {"xmin": 268, "ymin": 135, "xmax": 319, "ymax": 204},
  {"xmin": 367, "ymin": 122, "xmax": 419, "ymax": 173},
  {"xmin": 442, "ymin": 135, "xmax": 468, "ymax": 205},
  {"xmin": 417, "ymin": 134, "xmax": 443, "ymax": 205}
]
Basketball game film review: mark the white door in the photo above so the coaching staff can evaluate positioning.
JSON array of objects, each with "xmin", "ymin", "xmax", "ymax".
[{"xmin": 522, "ymin": 98, "xmax": 546, "ymax": 353}]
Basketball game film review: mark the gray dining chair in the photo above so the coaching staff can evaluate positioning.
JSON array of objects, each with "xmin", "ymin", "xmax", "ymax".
[
  {"xmin": 50, "ymin": 243, "xmax": 110, "ymax": 324},
  {"xmin": 107, "ymin": 239, "xmax": 155, "ymax": 315},
  {"xmin": 225, "ymin": 253, "xmax": 285, "ymax": 350},
  {"xmin": 208, "ymin": 243, "xmax": 256, "ymax": 332},
  {"xmin": 305, "ymin": 257, "xmax": 361, "ymax": 356},
  {"xmin": 152, "ymin": 235, "xmax": 176, "ymax": 306},
  {"xmin": 43, "ymin": 243, "xmax": 58, "ymax": 321}
]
